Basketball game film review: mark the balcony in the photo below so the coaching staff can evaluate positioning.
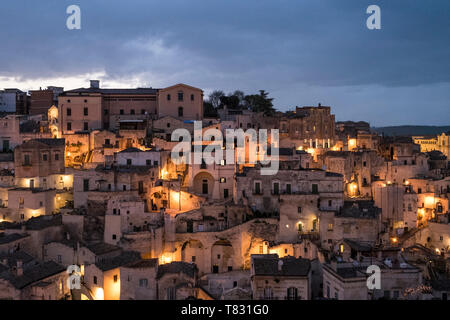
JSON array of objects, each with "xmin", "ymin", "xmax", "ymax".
[{"xmin": 299, "ymin": 231, "xmax": 320, "ymax": 241}]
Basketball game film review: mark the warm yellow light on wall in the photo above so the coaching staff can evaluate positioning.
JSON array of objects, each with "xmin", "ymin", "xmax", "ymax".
[
  {"xmin": 348, "ymin": 139, "xmax": 357, "ymax": 149},
  {"xmin": 161, "ymin": 253, "xmax": 173, "ymax": 264},
  {"xmin": 424, "ymin": 197, "xmax": 436, "ymax": 208},
  {"xmin": 95, "ymin": 287, "xmax": 104, "ymax": 300},
  {"xmin": 391, "ymin": 237, "xmax": 398, "ymax": 244},
  {"xmin": 435, "ymin": 248, "xmax": 441, "ymax": 255}
]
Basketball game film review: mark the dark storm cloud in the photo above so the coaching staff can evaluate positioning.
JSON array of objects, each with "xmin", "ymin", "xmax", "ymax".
[{"xmin": 0, "ymin": 0, "xmax": 449, "ymax": 125}]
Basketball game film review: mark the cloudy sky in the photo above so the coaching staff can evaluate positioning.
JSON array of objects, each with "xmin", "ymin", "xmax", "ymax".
[{"xmin": 1, "ymin": 0, "xmax": 449, "ymax": 126}]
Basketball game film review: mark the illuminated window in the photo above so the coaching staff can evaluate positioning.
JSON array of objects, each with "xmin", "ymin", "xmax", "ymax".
[{"xmin": 340, "ymin": 244, "xmax": 344, "ymax": 253}]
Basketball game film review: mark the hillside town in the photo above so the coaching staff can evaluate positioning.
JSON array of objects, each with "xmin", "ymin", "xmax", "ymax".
[{"xmin": 0, "ymin": 81, "xmax": 449, "ymax": 300}]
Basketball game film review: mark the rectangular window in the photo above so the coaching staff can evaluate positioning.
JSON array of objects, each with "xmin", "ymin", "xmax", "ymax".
[
  {"xmin": 84, "ymin": 107, "xmax": 88, "ymax": 116},
  {"xmin": 146, "ymin": 159, "xmax": 151, "ymax": 166},
  {"xmin": 255, "ymin": 182, "xmax": 261, "ymax": 194},
  {"xmin": 67, "ymin": 108, "xmax": 71, "ymax": 116},
  {"xmin": 93, "ymin": 276, "xmax": 97, "ymax": 285},
  {"xmin": 55, "ymin": 153, "xmax": 59, "ymax": 161},
  {"xmin": 139, "ymin": 279, "xmax": 148, "ymax": 287},
  {"xmin": 67, "ymin": 122, "xmax": 72, "ymax": 131},
  {"xmin": 24, "ymin": 154, "xmax": 30, "ymax": 165},
  {"xmin": 286, "ymin": 184, "xmax": 291, "ymax": 194},
  {"xmin": 42, "ymin": 154, "xmax": 47, "ymax": 161},
  {"xmin": 126, "ymin": 159, "xmax": 132, "ymax": 165},
  {"xmin": 273, "ymin": 182, "xmax": 279, "ymax": 195},
  {"xmin": 298, "ymin": 206, "xmax": 302, "ymax": 213},
  {"xmin": 83, "ymin": 179, "xmax": 89, "ymax": 192},
  {"xmin": 178, "ymin": 92, "xmax": 184, "ymax": 101},
  {"xmin": 83, "ymin": 122, "xmax": 88, "ymax": 131},
  {"xmin": 113, "ymin": 275, "xmax": 118, "ymax": 283},
  {"xmin": 120, "ymin": 109, "xmax": 124, "ymax": 115}
]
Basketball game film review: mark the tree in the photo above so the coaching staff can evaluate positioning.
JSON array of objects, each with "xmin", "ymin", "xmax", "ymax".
[
  {"xmin": 245, "ymin": 90, "xmax": 275, "ymax": 116},
  {"xmin": 203, "ymin": 101, "xmax": 218, "ymax": 118},
  {"xmin": 208, "ymin": 90, "xmax": 225, "ymax": 109},
  {"xmin": 220, "ymin": 94, "xmax": 240, "ymax": 109}
]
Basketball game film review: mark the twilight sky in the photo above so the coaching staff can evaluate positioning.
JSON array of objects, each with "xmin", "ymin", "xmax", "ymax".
[{"xmin": 1, "ymin": 0, "xmax": 449, "ymax": 126}]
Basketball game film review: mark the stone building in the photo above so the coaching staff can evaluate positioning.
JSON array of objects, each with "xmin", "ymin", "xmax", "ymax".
[
  {"xmin": 236, "ymin": 165, "xmax": 344, "ymax": 216},
  {"xmin": 14, "ymin": 139, "xmax": 65, "ymax": 181},
  {"xmin": 157, "ymin": 84, "xmax": 203, "ymax": 121},
  {"xmin": 0, "ymin": 252, "xmax": 69, "ymax": 300},
  {"xmin": 250, "ymin": 254, "xmax": 311, "ymax": 300},
  {"xmin": 279, "ymin": 104, "xmax": 335, "ymax": 150}
]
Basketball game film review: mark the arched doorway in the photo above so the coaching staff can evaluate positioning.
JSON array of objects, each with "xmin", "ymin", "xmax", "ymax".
[{"xmin": 193, "ymin": 172, "xmax": 215, "ymax": 198}]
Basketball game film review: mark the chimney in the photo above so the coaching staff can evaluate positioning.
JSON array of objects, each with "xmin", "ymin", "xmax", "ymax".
[
  {"xmin": 16, "ymin": 260, "xmax": 23, "ymax": 276},
  {"xmin": 90, "ymin": 80, "xmax": 100, "ymax": 89}
]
